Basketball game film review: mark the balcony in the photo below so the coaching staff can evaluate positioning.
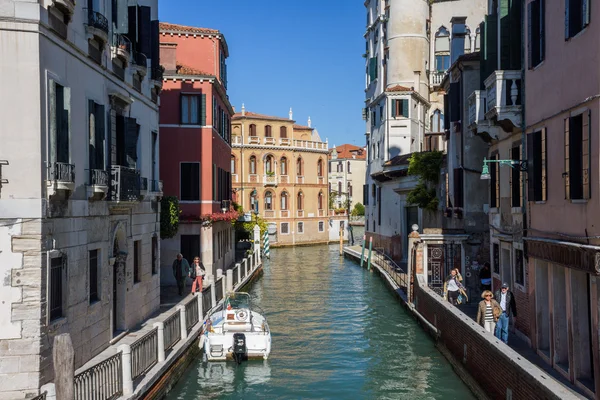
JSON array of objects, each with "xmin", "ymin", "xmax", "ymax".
[
  {"xmin": 430, "ymin": 70, "xmax": 446, "ymax": 87},
  {"xmin": 317, "ymin": 176, "xmax": 325, "ymax": 185},
  {"xmin": 248, "ymin": 136, "xmax": 260, "ymax": 145},
  {"xmin": 150, "ymin": 179, "xmax": 163, "ymax": 196},
  {"xmin": 296, "ymin": 176, "xmax": 304, "ymax": 184},
  {"xmin": 248, "ymin": 174, "xmax": 259, "ymax": 184},
  {"xmin": 47, "ymin": 162, "xmax": 75, "ymax": 195},
  {"xmin": 280, "ymin": 175, "xmax": 289, "ymax": 184},
  {"xmin": 232, "ymin": 174, "xmax": 239, "ymax": 183},
  {"xmin": 467, "ymin": 90, "xmax": 487, "ymax": 129},
  {"xmin": 87, "ymin": 169, "xmax": 109, "ymax": 199},
  {"xmin": 484, "ymin": 70, "xmax": 522, "ymax": 130},
  {"xmin": 84, "ymin": 9, "xmax": 109, "ymax": 43},
  {"xmin": 151, "ymin": 67, "xmax": 163, "ymax": 89},
  {"xmin": 279, "ymin": 138, "xmax": 291, "ymax": 146},
  {"xmin": 111, "ymin": 34, "xmax": 131, "ymax": 63},
  {"xmin": 109, "ymin": 166, "xmax": 141, "ymax": 203},
  {"xmin": 264, "ymin": 137, "xmax": 276, "ymax": 145},
  {"xmin": 297, "ymin": 210, "xmax": 304, "ymax": 218},
  {"xmin": 140, "ymin": 177, "xmax": 149, "ymax": 196},
  {"xmin": 132, "ymin": 51, "xmax": 148, "ymax": 75},
  {"xmin": 293, "ymin": 140, "xmax": 328, "ymax": 151},
  {"xmin": 318, "ymin": 209, "xmax": 325, "ymax": 217},
  {"xmin": 264, "ymin": 210, "xmax": 275, "ymax": 218},
  {"xmin": 280, "ymin": 210, "xmax": 290, "ymax": 218},
  {"xmin": 263, "ymin": 174, "xmax": 278, "ymax": 187},
  {"xmin": 232, "ymin": 136, "xmax": 242, "ymax": 145},
  {"xmin": 53, "ymin": 0, "xmax": 75, "ymax": 17}
]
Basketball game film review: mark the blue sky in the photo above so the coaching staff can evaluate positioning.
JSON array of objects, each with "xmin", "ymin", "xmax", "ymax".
[{"xmin": 159, "ymin": 0, "xmax": 366, "ymax": 148}]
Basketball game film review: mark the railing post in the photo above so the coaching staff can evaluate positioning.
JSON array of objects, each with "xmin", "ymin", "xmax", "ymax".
[
  {"xmin": 40, "ymin": 383, "xmax": 56, "ymax": 400},
  {"xmin": 242, "ymin": 259, "xmax": 247, "ymax": 279},
  {"xmin": 236, "ymin": 263, "xmax": 241, "ymax": 287},
  {"xmin": 118, "ymin": 344, "xmax": 134, "ymax": 396},
  {"xmin": 367, "ymin": 237, "xmax": 373, "ymax": 271},
  {"xmin": 253, "ymin": 224, "xmax": 261, "ymax": 264},
  {"xmin": 226, "ymin": 269, "xmax": 233, "ymax": 293},
  {"xmin": 360, "ymin": 235, "xmax": 366, "ymax": 267},
  {"xmin": 197, "ymin": 287, "xmax": 203, "ymax": 321},
  {"xmin": 177, "ymin": 305, "xmax": 188, "ymax": 341},
  {"xmin": 153, "ymin": 322, "xmax": 165, "ymax": 363},
  {"xmin": 209, "ymin": 278, "xmax": 216, "ymax": 309},
  {"xmin": 217, "ymin": 268, "xmax": 223, "ymax": 280}
]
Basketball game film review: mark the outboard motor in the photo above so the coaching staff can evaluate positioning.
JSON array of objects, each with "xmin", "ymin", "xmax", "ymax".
[{"xmin": 232, "ymin": 333, "xmax": 247, "ymax": 364}]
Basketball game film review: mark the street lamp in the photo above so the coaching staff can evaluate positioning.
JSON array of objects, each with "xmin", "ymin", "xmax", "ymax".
[{"xmin": 480, "ymin": 157, "xmax": 528, "ymax": 180}]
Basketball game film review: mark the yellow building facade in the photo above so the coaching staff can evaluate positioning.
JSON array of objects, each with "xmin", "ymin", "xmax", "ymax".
[{"xmin": 231, "ymin": 109, "xmax": 330, "ymax": 246}]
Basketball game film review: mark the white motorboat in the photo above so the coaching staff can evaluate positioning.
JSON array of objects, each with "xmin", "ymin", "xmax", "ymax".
[{"xmin": 200, "ymin": 292, "xmax": 271, "ymax": 363}]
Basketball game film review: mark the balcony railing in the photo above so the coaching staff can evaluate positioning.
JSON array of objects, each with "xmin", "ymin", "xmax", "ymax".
[
  {"xmin": 484, "ymin": 70, "xmax": 522, "ymax": 128},
  {"xmin": 317, "ymin": 176, "xmax": 325, "ymax": 185},
  {"xmin": 232, "ymin": 136, "xmax": 242, "ymax": 145},
  {"xmin": 151, "ymin": 67, "xmax": 163, "ymax": 81},
  {"xmin": 430, "ymin": 70, "xmax": 446, "ymax": 86},
  {"xmin": 150, "ymin": 179, "xmax": 163, "ymax": 193},
  {"xmin": 296, "ymin": 176, "xmax": 304, "ymax": 184},
  {"xmin": 232, "ymin": 136, "xmax": 327, "ymax": 151},
  {"xmin": 74, "ymin": 351, "xmax": 122, "ymax": 400},
  {"xmin": 280, "ymin": 175, "xmax": 289, "ymax": 184},
  {"xmin": 279, "ymin": 138, "xmax": 291, "ymax": 146},
  {"xmin": 264, "ymin": 137, "xmax": 276, "ymax": 145},
  {"xmin": 264, "ymin": 210, "xmax": 275, "ymax": 218},
  {"xmin": 109, "ymin": 165, "xmax": 141, "ymax": 202},
  {"xmin": 248, "ymin": 136, "xmax": 260, "ymax": 145},
  {"xmin": 263, "ymin": 174, "xmax": 277, "ymax": 186},
  {"xmin": 297, "ymin": 210, "xmax": 304, "ymax": 218},
  {"xmin": 140, "ymin": 177, "xmax": 148, "ymax": 192},
  {"xmin": 249, "ymin": 174, "xmax": 259, "ymax": 183},
  {"xmin": 280, "ymin": 210, "xmax": 290, "ymax": 218},
  {"xmin": 293, "ymin": 140, "xmax": 328, "ymax": 150},
  {"xmin": 232, "ymin": 174, "xmax": 239, "ymax": 183},
  {"xmin": 318, "ymin": 209, "xmax": 325, "ymax": 217},
  {"xmin": 90, "ymin": 169, "xmax": 108, "ymax": 186},
  {"xmin": 132, "ymin": 51, "xmax": 147, "ymax": 69},
  {"xmin": 467, "ymin": 90, "xmax": 487, "ymax": 128},
  {"xmin": 84, "ymin": 9, "xmax": 109, "ymax": 35},
  {"xmin": 112, "ymin": 33, "xmax": 131, "ymax": 58},
  {"xmin": 48, "ymin": 162, "xmax": 75, "ymax": 183}
]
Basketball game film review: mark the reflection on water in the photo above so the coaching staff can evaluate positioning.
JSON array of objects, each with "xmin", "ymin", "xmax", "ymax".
[{"xmin": 166, "ymin": 244, "xmax": 474, "ymax": 400}]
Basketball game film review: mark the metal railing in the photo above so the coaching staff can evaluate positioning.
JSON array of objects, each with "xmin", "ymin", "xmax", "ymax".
[
  {"xmin": 74, "ymin": 352, "xmax": 122, "ymax": 400},
  {"xmin": 163, "ymin": 311, "xmax": 180, "ymax": 351},
  {"xmin": 109, "ymin": 165, "xmax": 141, "ymax": 202},
  {"xmin": 151, "ymin": 67, "xmax": 163, "ymax": 81},
  {"xmin": 232, "ymin": 266, "xmax": 239, "ymax": 287},
  {"xmin": 215, "ymin": 277, "xmax": 224, "ymax": 303},
  {"xmin": 90, "ymin": 169, "xmax": 108, "ymax": 186},
  {"xmin": 140, "ymin": 177, "xmax": 148, "ymax": 192},
  {"xmin": 202, "ymin": 286, "xmax": 212, "ymax": 313},
  {"xmin": 132, "ymin": 51, "xmax": 147, "ymax": 68},
  {"xmin": 185, "ymin": 298, "xmax": 199, "ymax": 332},
  {"xmin": 31, "ymin": 392, "xmax": 47, "ymax": 400},
  {"xmin": 112, "ymin": 33, "xmax": 131, "ymax": 55},
  {"xmin": 372, "ymin": 248, "xmax": 409, "ymax": 297},
  {"xmin": 130, "ymin": 328, "xmax": 158, "ymax": 380},
  {"xmin": 49, "ymin": 162, "xmax": 75, "ymax": 182},
  {"xmin": 150, "ymin": 179, "xmax": 163, "ymax": 192},
  {"xmin": 85, "ymin": 9, "xmax": 109, "ymax": 34}
]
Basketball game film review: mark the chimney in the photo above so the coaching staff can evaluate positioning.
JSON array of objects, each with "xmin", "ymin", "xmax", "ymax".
[
  {"xmin": 307, "ymin": 116, "xmax": 311, "ymax": 127},
  {"xmin": 289, "ymin": 108, "xmax": 293, "ymax": 120},
  {"xmin": 241, "ymin": 103, "xmax": 245, "ymax": 116},
  {"xmin": 160, "ymin": 43, "xmax": 178, "ymax": 72},
  {"xmin": 450, "ymin": 16, "xmax": 467, "ymax": 65}
]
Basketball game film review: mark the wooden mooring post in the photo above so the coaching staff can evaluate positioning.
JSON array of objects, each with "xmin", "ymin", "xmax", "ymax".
[
  {"xmin": 360, "ymin": 235, "xmax": 366, "ymax": 267},
  {"xmin": 339, "ymin": 224, "xmax": 343, "ymax": 255},
  {"xmin": 367, "ymin": 237, "xmax": 373, "ymax": 271},
  {"xmin": 53, "ymin": 334, "xmax": 75, "ymax": 400}
]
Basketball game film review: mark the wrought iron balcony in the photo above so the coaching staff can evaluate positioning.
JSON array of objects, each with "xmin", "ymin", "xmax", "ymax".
[
  {"xmin": 112, "ymin": 33, "xmax": 131, "ymax": 60},
  {"xmin": 47, "ymin": 162, "xmax": 75, "ymax": 194},
  {"xmin": 84, "ymin": 9, "xmax": 109, "ymax": 36},
  {"xmin": 151, "ymin": 67, "xmax": 163, "ymax": 81},
  {"xmin": 90, "ymin": 169, "xmax": 108, "ymax": 186},
  {"xmin": 109, "ymin": 165, "xmax": 141, "ymax": 202},
  {"xmin": 132, "ymin": 51, "xmax": 147, "ymax": 70}
]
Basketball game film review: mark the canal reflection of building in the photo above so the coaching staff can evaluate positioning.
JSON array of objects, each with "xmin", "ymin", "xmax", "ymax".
[{"xmin": 196, "ymin": 361, "xmax": 271, "ymax": 387}]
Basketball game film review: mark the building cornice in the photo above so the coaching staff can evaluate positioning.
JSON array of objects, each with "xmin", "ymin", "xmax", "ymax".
[
  {"xmin": 162, "ymin": 73, "xmax": 234, "ymax": 115},
  {"xmin": 232, "ymin": 144, "xmax": 329, "ymax": 154}
]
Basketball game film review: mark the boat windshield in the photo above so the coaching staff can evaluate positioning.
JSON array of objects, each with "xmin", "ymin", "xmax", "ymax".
[{"xmin": 225, "ymin": 292, "xmax": 251, "ymax": 310}]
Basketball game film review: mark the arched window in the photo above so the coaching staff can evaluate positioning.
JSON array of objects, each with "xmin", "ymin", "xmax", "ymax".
[
  {"xmin": 249, "ymin": 155, "xmax": 256, "ymax": 174},
  {"xmin": 265, "ymin": 155, "xmax": 274, "ymax": 174},
  {"xmin": 264, "ymin": 191, "xmax": 273, "ymax": 210},
  {"xmin": 280, "ymin": 191, "xmax": 288, "ymax": 210},
  {"xmin": 435, "ymin": 27, "xmax": 450, "ymax": 72},
  {"xmin": 296, "ymin": 157, "xmax": 303, "ymax": 176},
  {"xmin": 317, "ymin": 159, "xmax": 324, "ymax": 177},
  {"xmin": 280, "ymin": 126, "xmax": 287, "ymax": 138},
  {"xmin": 249, "ymin": 124, "xmax": 257, "ymax": 136},
  {"xmin": 231, "ymin": 155, "xmax": 236, "ymax": 174},
  {"xmin": 249, "ymin": 191, "xmax": 257, "ymax": 212},
  {"xmin": 464, "ymin": 27, "xmax": 472, "ymax": 53},
  {"xmin": 297, "ymin": 192, "xmax": 304, "ymax": 210},
  {"xmin": 265, "ymin": 125, "xmax": 272, "ymax": 137},
  {"xmin": 318, "ymin": 191, "xmax": 324, "ymax": 210},
  {"xmin": 431, "ymin": 109, "xmax": 443, "ymax": 132},
  {"xmin": 280, "ymin": 157, "xmax": 287, "ymax": 175},
  {"xmin": 475, "ymin": 26, "xmax": 481, "ymax": 51}
]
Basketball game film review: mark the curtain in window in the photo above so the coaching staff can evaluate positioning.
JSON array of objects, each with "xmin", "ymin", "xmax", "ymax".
[
  {"xmin": 280, "ymin": 157, "xmax": 287, "ymax": 175},
  {"xmin": 281, "ymin": 192, "xmax": 288, "ymax": 210}
]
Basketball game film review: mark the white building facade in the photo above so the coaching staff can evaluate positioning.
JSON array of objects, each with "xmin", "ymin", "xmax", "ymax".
[
  {"xmin": 0, "ymin": 0, "xmax": 161, "ymax": 397},
  {"xmin": 328, "ymin": 144, "xmax": 366, "ymax": 210},
  {"xmin": 363, "ymin": 0, "xmax": 486, "ymax": 263}
]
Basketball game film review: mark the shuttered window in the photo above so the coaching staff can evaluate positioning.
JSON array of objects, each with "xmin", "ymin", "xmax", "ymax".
[
  {"xmin": 453, "ymin": 168, "xmax": 464, "ymax": 208},
  {"xmin": 564, "ymin": 112, "xmax": 591, "ymax": 200},
  {"xmin": 510, "ymin": 145, "xmax": 522, "ymax": 207},
  {"xmin": 181, "ymin": 94, "xmax": 206, "ymax": 125},
  {"xmin": 527, "ymin": 129, "xmax": 547, "ymax": 202},
  {"xmin": 565, "ymin": 0, "xmax": 590, "ymax": 39},
  {"xmin": 89, "ymin": 250, "xmax": 99, "ymax": 303},
  {"xmin": 50, "ymin": 81, "xmax": 70, "ymax": 165},
  {"xmin": 88, "ymin": 100, "xmax": 105, "ymax": 172},
  {"xmin": 124, "ymin": 117, "xmax": 139, "ymax": 169},
  {"xmin": 528, "ymin": 0, "xmax": 545, "ymax": 69},
  {"xmin": 369, "ymin": 57, "xmax": 377, "ymax": 82},
  {"xmin": 391, "ymin": 99, "xmax": 409, "ymax": 118},
  {"xmin": 490, "ymin": 154, "xmax": 500, "ymax": 208},
  {"xmin": 449, "ymin": 82, "xmax": 461, "ymax": 122},
  {"xmin": 180, "ymin": 163, "xmax": 200, "ymax": 201}
]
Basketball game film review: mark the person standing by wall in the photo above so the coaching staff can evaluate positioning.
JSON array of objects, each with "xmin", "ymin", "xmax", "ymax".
[
  {"xmin": 190, "ymin": 256, "xmax": 205, "ymax": 295},
  {"xmin": 443, "ymin": 268, "xmax": 466, "ymax": 305},
  {"xmin": 476, "ymin": 290, "xmax": 501, "ymax": 334},
  {"xmin": 494, "ymin": 282, "xmax": 518, "ymax": 344},
  {"xmin": 172, "ymin": 253, "xmax": 190, "ymax": 296}
]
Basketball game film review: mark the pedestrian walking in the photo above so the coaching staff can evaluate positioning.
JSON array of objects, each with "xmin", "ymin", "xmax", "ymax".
[
  {"xmin": 494, "ymin": 282, "xmax": 518, "ymax": 344},
  {"xmin": 443, "ymin": 268, "xmax": 467, "ymax": 306},
  {"xmin": 476, "ymin": 290, "xmax": 502, "ymax": 334},
  {"xmin": 190, "ymin": 256, "xmax": 206, "ymax": 295},
  {"xmin": 479, "ymin": 262, "xmax": 492, "ymax": 292},
  {"xmin": 172, "ymin": 253, "xmax": 190, "ymax": 296}
]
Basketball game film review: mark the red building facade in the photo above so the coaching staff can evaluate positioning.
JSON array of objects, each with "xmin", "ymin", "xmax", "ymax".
[{"xmin": 158, "ymin": 23, "xmax": 234, "ymax": 281}]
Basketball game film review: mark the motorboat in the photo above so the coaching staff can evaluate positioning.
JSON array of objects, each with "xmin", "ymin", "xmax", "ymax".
[{"xmin": 200, "ymin": 292, "xmax": 271, "ymax": 363}]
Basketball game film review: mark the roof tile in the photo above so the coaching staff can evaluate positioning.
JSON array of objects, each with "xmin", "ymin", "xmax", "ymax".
[{"xmin": 159, "ymin": 22, "xmax": 219, "ymax": 35}]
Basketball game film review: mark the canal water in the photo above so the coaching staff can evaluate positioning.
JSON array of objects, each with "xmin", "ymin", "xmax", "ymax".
[{"xmin": 166, "ymin": 242, "xmax": 475, "ymax": 400}]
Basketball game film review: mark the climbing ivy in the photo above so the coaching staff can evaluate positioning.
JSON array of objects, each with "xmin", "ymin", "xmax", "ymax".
[
  {"xmin": 160, "ymin": 196, "xmax": 180, "ymax": 239},
  {"xmin": 406, "ymin": 151, "xmax": 444, "ymax": 212}
]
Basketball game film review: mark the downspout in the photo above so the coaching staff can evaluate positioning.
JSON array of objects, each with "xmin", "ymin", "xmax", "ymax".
[{"xmin": 521, "ymin": 0, "xmax": 528, "ymax": 234}]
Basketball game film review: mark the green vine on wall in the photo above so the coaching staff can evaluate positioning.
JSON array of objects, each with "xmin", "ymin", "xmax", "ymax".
[
  {"xmin": 406, "ymin": 151, "xmax": 444, "ymax": 212},
  {"xmin": 160, "ymin": 196, "xmax": 180, "ymax": 239}
]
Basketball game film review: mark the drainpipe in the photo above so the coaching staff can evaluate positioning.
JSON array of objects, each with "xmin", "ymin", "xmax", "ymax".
[{"xmin": 521, "ymin": 0, "xmax": 528, "ymax": 235}]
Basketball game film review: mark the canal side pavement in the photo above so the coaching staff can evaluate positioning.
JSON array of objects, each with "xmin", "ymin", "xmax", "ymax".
[{"xmin": 343, "ymin": 245, "xmax": 587, "ymax": 400}]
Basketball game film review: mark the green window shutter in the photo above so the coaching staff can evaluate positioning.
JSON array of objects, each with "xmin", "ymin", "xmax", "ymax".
[
  {"xmin": 583, "ymin": 0, "xmax": 590, "ymax": 27},
  {"xmin": 486, "ymin": 14, "xmax": 498, "ymax": 79},
  {"xmin": 200, "ymin": 94, "xmax": 206, "ymax": 126},
  {"xmin": 89, "ymin": 100, "xmax": 96, "ymax": 170},
  {"xmin": 527, "ymin": 1, "xmax": 533, "ymax": 69},
  {"xmin": 499, "ymin": 0, "xmax": 510, "ymax": 69},
  {"xmin": 565, "ymin": 0, "xmax": 570, "ymax": 39},
  {"xmin": 401, "ymin": 99, "xmax": 409, "ymax": 118},
  {"xmin": 564, "ymin": 117, "xmax": 570, "ymax": 199},
  {"xmin": 391, "ymin": 99, "xmax": 396, "ymax": 117},
  {"xmin": 479, "ymin": 21, "xmax": 486, "ymax": 90},
  {"xmin": 95, "ymin": 104, "xmax": 105, "ymax": 169}
]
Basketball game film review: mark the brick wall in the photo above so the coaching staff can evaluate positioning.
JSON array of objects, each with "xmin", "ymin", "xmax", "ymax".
[{"xmin": 413, "ymin": 276, "xmax": 576, "ymax": 400}]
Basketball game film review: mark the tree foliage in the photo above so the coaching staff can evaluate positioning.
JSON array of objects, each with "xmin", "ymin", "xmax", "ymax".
[
  {"xmin": 352, "ymin": 202, "xmax": 365, "ymax": 216},
  {"xmin": 160, "ymin": 196, "xmax": 180, "ymax": 239},
  {"xmin": 406, "ymin": 151, "xmax": 444, "ymax": 211}
]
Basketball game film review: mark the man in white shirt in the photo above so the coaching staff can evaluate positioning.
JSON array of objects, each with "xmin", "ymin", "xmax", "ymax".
[{"xmin": 494, "ymin": 282, "xmax": 518, "ymax": 344}]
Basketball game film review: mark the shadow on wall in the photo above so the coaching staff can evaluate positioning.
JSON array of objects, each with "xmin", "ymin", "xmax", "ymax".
[{"xmin": 389, "ymin": 145, "xmax": 401, "ymax": 159}]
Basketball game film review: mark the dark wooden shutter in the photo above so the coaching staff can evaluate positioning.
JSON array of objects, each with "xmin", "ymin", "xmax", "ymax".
[
  {"xmin": 564, "ymin": 118, "xmax": 570, "ymax": 199},
  {"xmin": 95, "ymin": 103, "xmax": 105, "ymax": 169},
  {"xmin": 443, "ymin": 94, "xmax": 450, "ymax": 130},
  {"xmin": 565, "ymin": 0, "xmax": 570, "ymax": 39},
  {"xmin": 114, "ymin": 0, "xmax": 128, "ymax": 33},
  {"xmin": 540, "ymin": 0, "xmax": 545, "ymax": 62},
  {"xmin": 490, "ymin": 154, "xmax": 498, "ymax": 208},
  {"xmin": 449, "ymin": 82, "xmax": 460, "ymax": 122},
  {"xmin": 401, "ymin": 99, "xmax": 409, "ymax": 118},
  {"xmin": 527, "ymin": 132, "xmax": 535, "ymax": 200},
  {"xmin": 583, "ymin": 0, "xmax": 590, "ymax": 26},
  {"xmin": 200, "ymin": 94, "xmax": 206, "ymax": 126},
  {"xmin": 391, "ymin": 99, "xmax": 396, "ymax": 117},
  {"xmin": 138, "ymin": 6, "xmax": 151, "ymax": 57},
  {"xmin": 583, "ymin": 110, "xmax": 591, "ymax": 199},
  {"xmin": 453, "ymin": 168, "xmax": 464, "ymax": 207},
  {"xmin": 125, "ymin": 117, "xmax": 139, "ymax": 169},
  {"xmin": 89, "ymin": 100, "xmax": 96, "ymax": 170},
  {"xmin": 527, "ymin": 1, "xmax": 533, "ymax": 69},
  {"xmin": 126, "ymin": 6, "xmax": 137, "ymax": 47},
  {"xmin": 569, "ymin": 115, "xmax": 583, "ymax": 200},
  {"xmin": 151, "ymin": 20, "xmax": 159, "ymax": 69},
  {"xmin": 479, "ymin": 21, "xmax": 487, "ymax": 89},
  {"xmin": 57, "ymin": 86, "xmax": 70, "ymax": 164},
  {"xmin": 499, "ymin": 0, "xmax": 511, "ymax": 69},
  {"xmin": 486, "ymin": 14, "xmax": 498, "ymax": 78}
]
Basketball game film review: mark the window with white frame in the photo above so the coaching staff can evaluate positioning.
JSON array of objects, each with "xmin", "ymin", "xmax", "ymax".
[
  {"xmin": 318, "ymin": 221, "xmax": 324, "ymax": 232},
  {"xmin": 281, "ymin": 222, "xmax": 289, "ymax": 234},
  {"xmin": 297, "ymin": 221, "xmax": 304, "ymax": 234},
  {"xmin": 434, "ymin": 26, "xmax": 450, "ymax": 71}
]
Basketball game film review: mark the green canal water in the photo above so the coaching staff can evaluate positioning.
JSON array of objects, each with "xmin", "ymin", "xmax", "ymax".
[{"xmin": 166, "ymin": 243, "xmax": 475, "ymax": 400}]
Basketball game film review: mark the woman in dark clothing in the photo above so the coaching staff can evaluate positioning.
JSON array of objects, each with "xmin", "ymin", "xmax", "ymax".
[{"xmin": 479, "ymin": 262, "xmax": 492, "ymax": 292}]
